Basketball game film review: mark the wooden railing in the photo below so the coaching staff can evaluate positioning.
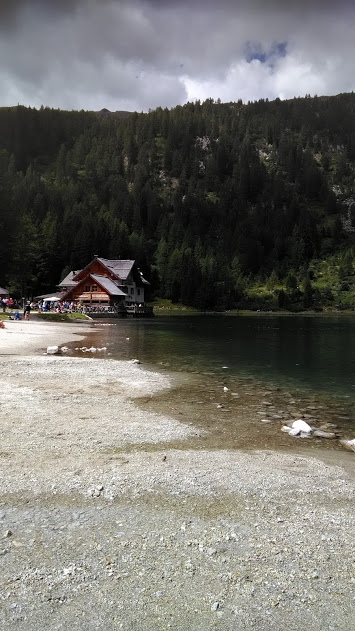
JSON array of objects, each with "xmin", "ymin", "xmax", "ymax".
[
  {"xmin": 83, "ymin": 304, "xmax": 124, "ymax": 314},
  {"xmin": 83, "ymin": 304, "xmax": 154, "ymax": 317}
]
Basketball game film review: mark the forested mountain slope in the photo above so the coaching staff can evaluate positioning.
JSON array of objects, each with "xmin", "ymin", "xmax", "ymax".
[{"xmin": 0, "ymin": 94, "xmax": 354, "ymax": 309}]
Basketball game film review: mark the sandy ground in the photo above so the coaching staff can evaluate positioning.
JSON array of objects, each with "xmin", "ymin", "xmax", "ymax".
[
  {"xmin": 0, "ymin": 321, "xmax": 354, "ymax": 630},
  {"xmin": 0, "ymin": 318, "xmax": 90, "ymax": 355}
]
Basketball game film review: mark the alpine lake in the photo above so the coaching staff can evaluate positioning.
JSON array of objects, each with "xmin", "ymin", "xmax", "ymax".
[{"xmin": 71, "ymin": 313, "xmax": 355, "ymax": 457}]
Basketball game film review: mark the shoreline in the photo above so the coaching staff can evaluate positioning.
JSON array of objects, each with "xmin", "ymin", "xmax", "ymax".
[
  {"xmin": 0, "ymin": 318, "xmax": 92, "ymax": 355},
  {"xmin": 1, "ymin": 320, "xmax": 354, "ymax": 629}
]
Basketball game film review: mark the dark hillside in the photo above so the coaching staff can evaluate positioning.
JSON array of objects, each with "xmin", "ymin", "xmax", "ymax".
[
  {"xmin": 96, "ymin": 109, "xmax": 132, "ymax": 120},
  {"xmin": 0, "ymin": 94, "xmax": 354, "ymax": 308},
  {"xmin": 0, "ymin": 105, "xmax": 97, "ymax": 172}
]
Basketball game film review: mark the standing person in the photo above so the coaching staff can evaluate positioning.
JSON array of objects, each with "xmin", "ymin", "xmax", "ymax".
[{"xmin": 24, "ymin": 302, "xmax": 31, "ymax": 320}]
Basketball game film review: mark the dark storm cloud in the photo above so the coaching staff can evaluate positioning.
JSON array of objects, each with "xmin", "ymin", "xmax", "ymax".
[
  {"xmin": 0, "ymin": 0, "xmax": 354, "ymax": 111},
  {"xmin": 0, "ymin": 0, "xmax": 78, "ymax": 28},
  {"xmin": 143, "ymin": 0, "xmax": 354, "ymax": 12}
]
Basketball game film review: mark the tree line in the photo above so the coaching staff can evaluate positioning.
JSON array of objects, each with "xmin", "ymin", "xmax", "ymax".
[{"xmin": 0, "ymin": 94, "xmax": 354, "ymax": 309}]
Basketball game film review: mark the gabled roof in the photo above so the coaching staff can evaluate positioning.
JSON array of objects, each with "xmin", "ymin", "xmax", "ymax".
[
  {"xmin": 58, "ymin": 271, "xmax": 81, "ymax": 287},
  {"xmin": 59, "ymin": 257, "xmax": 149, "ymax": 290},
  {"xmin": 97, "ymin": 258, "xmax": 135, "ymax": 280},
  {"xmin": 98, "ymin": 258, "xmax": 150, "ymax": 285},
  {"xmin": 90, "ymin": 274, "xmax": 127, "ymax": 296},
  {"xmin": 0, "ymin": 287, "xmax": 9, "ymax": 295}
]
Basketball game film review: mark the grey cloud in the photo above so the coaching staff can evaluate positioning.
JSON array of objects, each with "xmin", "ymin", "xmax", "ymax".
[
  {"xmin": 0, "ymin": 0, "xmax": 354, "ymax": 111},
  {"xmin": 0, "ymin": 0, "xmax": 78, "ymax": 30}
]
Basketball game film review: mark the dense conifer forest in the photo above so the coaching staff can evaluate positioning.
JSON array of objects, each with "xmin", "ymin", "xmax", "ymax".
[{"xmin": 0, "ymin": 94, "xmax": 354, "ymax": 310}]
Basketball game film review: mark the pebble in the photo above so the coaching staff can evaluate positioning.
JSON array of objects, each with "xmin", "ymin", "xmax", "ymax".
[
  {"xmin": 211, "ymin": 602, "xmax": 220, "ymax": 612},
  {"xmin": 87, "ymin": 485, "xmax": 104, "ymax": 497}
]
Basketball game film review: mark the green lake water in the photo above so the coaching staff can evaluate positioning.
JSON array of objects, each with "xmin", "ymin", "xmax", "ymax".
[{"xmin": 77, "ymin": 314, "xmax": 355, "ymax": 453}]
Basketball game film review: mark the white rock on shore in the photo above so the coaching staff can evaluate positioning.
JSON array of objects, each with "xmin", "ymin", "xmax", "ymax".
[
  {"xmin": 46, "ymin": 345, "xmax": 60, "ymax": 355},
  {"xmin": 340, "ymin": 438, "xmax": 355, "ymax": 452},
  {"xmin": 282, "ymin": 419, "xmax": 313, "ymax": 437}
]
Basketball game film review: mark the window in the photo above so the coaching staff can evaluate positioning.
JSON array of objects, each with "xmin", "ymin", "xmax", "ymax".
[
  {"xmin": 85, "ymin": 286, "xmax": 90, "ymax": 292},
  {"xmin": 137, "ymin": 288, "xmax": 140, "ymax": 295},
  {"xmin": 92, "ymin": 285, "xmax": 97, "ymax": 292},
  {"xmin": 130, "ymin": 287, "xmax": 134, "ymax": 294}
]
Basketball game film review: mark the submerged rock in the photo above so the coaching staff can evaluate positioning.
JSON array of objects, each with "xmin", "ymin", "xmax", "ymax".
[
  {"xmin": 313, "ymin": 429, "xmax": 336, "ymax": 439},
  {"xmin": 282, "ymin": 420, "xmax": 343, "ymax": 442}
]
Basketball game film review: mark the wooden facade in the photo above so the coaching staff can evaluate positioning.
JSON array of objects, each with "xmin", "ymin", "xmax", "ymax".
[
  {"xmin": 64, "ymin": 278, "xmax": 121, "ymax": 305},
  {"xmin": 58, "ymin": 257, "xmax": 152, "ymax": 316}
]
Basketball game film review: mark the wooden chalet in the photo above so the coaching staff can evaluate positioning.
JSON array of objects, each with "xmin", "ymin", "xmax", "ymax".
[{"xmin": 58, "ymin": 257, "xmax": 153, "ymax": 317}]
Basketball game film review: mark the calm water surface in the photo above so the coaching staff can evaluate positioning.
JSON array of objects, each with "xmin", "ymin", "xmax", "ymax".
[
  {"xmin": 77, "ymin": 314, "xmax": 355, "ymax": 452},
  {"xmin": 86, "ymin": 314, "xmax": 354, "ymax": 396}
]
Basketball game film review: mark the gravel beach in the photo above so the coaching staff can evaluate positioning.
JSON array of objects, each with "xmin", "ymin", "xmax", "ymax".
[{"xmin": 0, "ymin": 321, "xmax": 354, "ymax": 630}]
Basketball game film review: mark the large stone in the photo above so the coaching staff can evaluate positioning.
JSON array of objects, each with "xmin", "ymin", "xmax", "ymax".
[
  {"xmin": 46, "ymin": 346, "xmax": 60, "ymax": 355},
  {"xmin": 282, "ymin": 419, "xmax": 313, "ymax": 437},
  {"xmin": 289, "ymin": 420, "xmax": 313, "ymax": 436}
]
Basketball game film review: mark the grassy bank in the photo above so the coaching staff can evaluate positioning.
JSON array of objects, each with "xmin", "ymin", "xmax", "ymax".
[
  {"xmin": 35, "ymin": 312, "xmax": 90, "ymax": 322},
  {"xmin": 149, "ymin": 299, "xmax": 354, "ymax": 316},
  {"xmin": 150, "ymin": 299, "xmax": 200, "ymax": 313},
  {"xmin": 0, "ymin": 311, "xmax": 89, "ymax": 322}
]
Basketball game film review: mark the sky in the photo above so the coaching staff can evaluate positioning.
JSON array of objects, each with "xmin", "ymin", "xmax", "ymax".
[{"xmin": 1, "ymin": 0, "xmax": 354, "ymax": 112}]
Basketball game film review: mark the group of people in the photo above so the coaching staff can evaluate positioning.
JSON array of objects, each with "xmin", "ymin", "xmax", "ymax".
[
  {"xmin": 1, "ymin": 297, "xmax": 15, "ymax": 312},
  {"xmin": 2, "ymin": 297, "xmax": 83, "ymax": 321},
  {"xmin": 36, "ymin": 300, "xmax": 83, "ymax": 313}
]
